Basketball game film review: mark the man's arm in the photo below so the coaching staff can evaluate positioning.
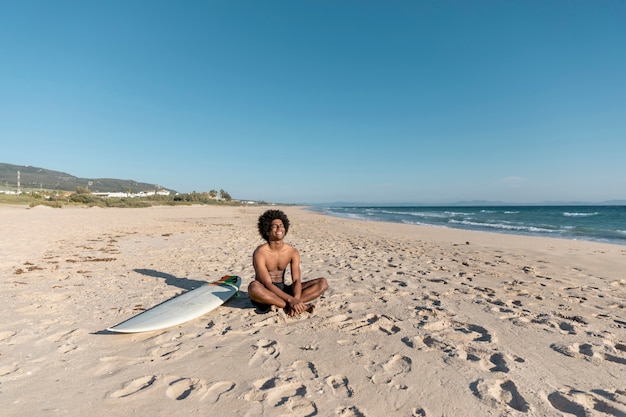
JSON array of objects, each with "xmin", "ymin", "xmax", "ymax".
[
  {"xmin": 290, "ymin": 247, "xmax": 302, "ymax": 300},
  {"xmin": 286, "ymin": 247, "xmax": 307, "ymax": 315}
]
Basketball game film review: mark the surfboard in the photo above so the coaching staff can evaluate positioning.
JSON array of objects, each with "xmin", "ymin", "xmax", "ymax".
[{"xmin": 107, "ymin": 275, "xmax": 242, "ymax": 333}]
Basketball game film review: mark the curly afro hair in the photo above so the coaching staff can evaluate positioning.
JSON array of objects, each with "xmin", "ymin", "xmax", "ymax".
[{"xmin": 258, "ymin": 209, "xmax": 290, "ymax": 241}]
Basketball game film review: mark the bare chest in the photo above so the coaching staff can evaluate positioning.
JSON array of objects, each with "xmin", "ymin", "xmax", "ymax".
[{"xmin": 260, "ymin": 245, "xmax": 292, "ymax": 272}]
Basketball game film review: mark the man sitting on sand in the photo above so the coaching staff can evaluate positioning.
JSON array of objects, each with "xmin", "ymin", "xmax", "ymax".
[{"xmin": 248, "ymin": 209, "xmax": 328, "ymax": 316}]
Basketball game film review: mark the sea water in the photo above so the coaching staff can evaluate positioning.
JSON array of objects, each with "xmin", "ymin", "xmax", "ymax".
[{"xmin": 312, "ymin": 205, "xmax": 626, "ymax": 246}]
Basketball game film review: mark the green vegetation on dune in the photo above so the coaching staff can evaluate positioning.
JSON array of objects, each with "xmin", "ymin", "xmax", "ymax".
[{"xmin": 0, "ymin": 191, "xmax": 247, "ymax": 208}]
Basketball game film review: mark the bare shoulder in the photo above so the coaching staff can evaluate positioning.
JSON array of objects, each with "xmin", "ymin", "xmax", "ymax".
[
  {"xmin": 286, "ymin": 243, "xmax": 300, "ymax": 257},
  {"xmin": 254, "ymin": 243, "xmax": 269, "ymax": 252},
  {"xmin": 275, "ymin": 242, "xmax": 298, "ymax": 260},
  {"xmin": 253, "ymin": 243, "xmax": 270, "ymax": 257}
]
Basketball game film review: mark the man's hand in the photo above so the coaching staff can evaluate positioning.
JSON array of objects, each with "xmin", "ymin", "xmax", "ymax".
[{"xmin": 286, "ymin": 297, "xmax": 307, "ymax": 317}]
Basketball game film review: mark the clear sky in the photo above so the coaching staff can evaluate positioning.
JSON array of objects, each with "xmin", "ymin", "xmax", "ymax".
[{"xmin": 1, "ymin": 1, "xmax": 625, "ymax": 204}]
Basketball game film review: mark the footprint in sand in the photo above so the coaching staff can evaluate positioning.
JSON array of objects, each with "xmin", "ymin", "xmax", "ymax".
[
  {"xmin": 248, "ymin": 339, "xmax": 280, "ymax": 366},
  {"xmin": 548, "ymin": 388, "xmax": 626, "ymax": 417},
  {"xmin": 420, "ymin": 333, "xmax": 456, "ymax": 354},
  {"xmin": 57, "ymin": 343, "xmax": 78, "ymax": 354},
  {"xmin": 265, "ymin": 381, "xmax": 308, "ymax": 407},
  {"xmin": 326, "ymin": 313, "xmax": 352, "ymax": 326},
  {"xmin": 423, "ymin": 320, "xmax": 494, "ymax": 344},
  {"xmin": 165, "ymin": 376, "xmax": 201, "ymax": 400},
  {"xmin": 415, "ymin": 320, "xmax": 499, "ymax": 367},
  {"xmin": 244, "ymin": 377, "xmax": 280, "ymax": 401},
  {"xmin": 411, "ymin": 408, "xmax": 427, "ymax": 416},
  {"xmin": 557, "ymin": 320, "xmax": 577, "ymax": 334},
  {"xmin": 457, "ymin": 346, "xmax": 517, "ymax": 373},
  {"xmin": 251, "ymin": 314, "xmax": 284, "ymax": 330},
  {"xmin": 488, "ymin": 352, "xmax": 510, "ymax": 373},
  {"xmin": 151, "ymin": 344, "xmax": 181, "ymax": 359},
  {"xmin": 47, "ymin": 328, "xmax": 82, "ymax": 353},
  {"xmin": 527, "ymin": 312, "xmax": 588, "ymax": 335},
  {"xmin": 470, "ymin": 378, "xmax": 529, "ymax": 413},
  {"xmin": 370, "ymin": 354, "xmax": 412, "ymax": 386},
  {"xmin": 458, "ymin": 323, "xmax": 492, "ymax": 343},
  {"xmin": 332, "ymin": 313, "xmax": 401, "ymax": 336},
  {"xmin": 146, "ymin": 338, "xmax": 194, "ymax": 361},
  {"xmin": 326, "ymin": 374, "xmax": 354, "ymax": 398},
  {"xmin": 201, "ymin": 381, "xmax": 236, "ymax": 403},
  {"xmin": 336, "ymin": 405, "xmax": 366, "ymax": 417},
  {"xmin": 109, "ymin": 375, "xmax": 157, "ymax": 398},
  {"xmin": 290, "ymin": 360, "xmax": 319, "ymax": 380},
  {"xmin": 95, "ymin": 355, "xmax": 145, "ymax": 377},
  {"xmin": 550, "ymin": 341, "xmax": 626, "ymax": 365},
  {"xmin": 244, "ymin": 376, "xmax": 316, "ymax": 416}
]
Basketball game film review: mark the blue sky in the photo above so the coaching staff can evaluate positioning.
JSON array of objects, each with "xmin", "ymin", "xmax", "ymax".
[{"xmin": 1, "ymin": 1, "xmax": 625, "ymax": 204}]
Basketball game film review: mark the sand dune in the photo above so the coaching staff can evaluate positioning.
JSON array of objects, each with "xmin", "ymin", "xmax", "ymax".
[{"xmin": 1, "ymin": 205, "xmax": 625, "ymax": 416}]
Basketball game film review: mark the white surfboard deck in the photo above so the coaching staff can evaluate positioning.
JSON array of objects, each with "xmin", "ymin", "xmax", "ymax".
[{"xmin": 107, "ymin": 275, "xmax": 242, "ymax": 333}]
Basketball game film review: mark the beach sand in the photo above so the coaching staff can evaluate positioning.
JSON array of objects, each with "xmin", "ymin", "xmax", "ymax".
[{"xmin": 1, "ymin": 205, "xmax": 625, "ymax": 416}]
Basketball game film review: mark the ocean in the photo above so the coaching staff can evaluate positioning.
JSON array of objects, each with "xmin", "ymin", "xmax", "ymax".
[{"xmin": 311, "ymin": 205, "xmax": 626, "ymax": 246}]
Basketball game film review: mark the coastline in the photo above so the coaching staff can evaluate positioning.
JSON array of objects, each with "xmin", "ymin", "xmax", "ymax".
[
  {"xmin": 2, "ymin": 205, "xmax": 625, "ymax": 416},
  {"xmin": 312, "ymin": 205, "xmax": 626, "ymax": 246}
]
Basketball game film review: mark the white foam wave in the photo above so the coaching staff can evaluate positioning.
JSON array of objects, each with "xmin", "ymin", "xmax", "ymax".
[
  {"xmin": 444, "ymin": 211, "xmax": 471, "ymax": 216},
  {"xmin": 344, "ymin": 213, "xmax": 368, "ymax": 220},
  {"xmin": 449, "ymin": 219, "xmax": 556, "ymax": 234},
  {"xmin": 381, "ymin": 210, "xmax": 447, "ymax": 219},
  {"xmin": 563, "ymin": 212, "xmax": 599, "ymax": 217}
]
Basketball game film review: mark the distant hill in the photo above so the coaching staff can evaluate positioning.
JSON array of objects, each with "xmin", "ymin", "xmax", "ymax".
[{"xmin": 0, "ymin": 163, "xmax": 174, "ymax": 193}]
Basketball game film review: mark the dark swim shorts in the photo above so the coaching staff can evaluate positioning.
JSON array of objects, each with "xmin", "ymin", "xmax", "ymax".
[{"xmin": 251, "ymin": 282, "xmax": 293, "ymax": 311}]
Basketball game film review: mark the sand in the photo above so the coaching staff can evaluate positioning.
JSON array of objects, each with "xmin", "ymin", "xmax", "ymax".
[{"xmin": 1, "ymin": 204, "xmax": 625, "ymax": 416}]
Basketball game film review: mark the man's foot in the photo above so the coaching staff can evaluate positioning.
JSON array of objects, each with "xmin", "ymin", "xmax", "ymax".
[{"xmin": 286, "ymin": 303, "xmax": 315, "ymax": 317}]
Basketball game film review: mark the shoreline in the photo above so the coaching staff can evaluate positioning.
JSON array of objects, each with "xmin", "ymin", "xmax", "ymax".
[
  {"xmin": 2, "ymin": 205, "xmax": 625, "ymax": 416},
  {"xmin": 310, "ymin": 205, "xmax": 626, "ymax": 247}
]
